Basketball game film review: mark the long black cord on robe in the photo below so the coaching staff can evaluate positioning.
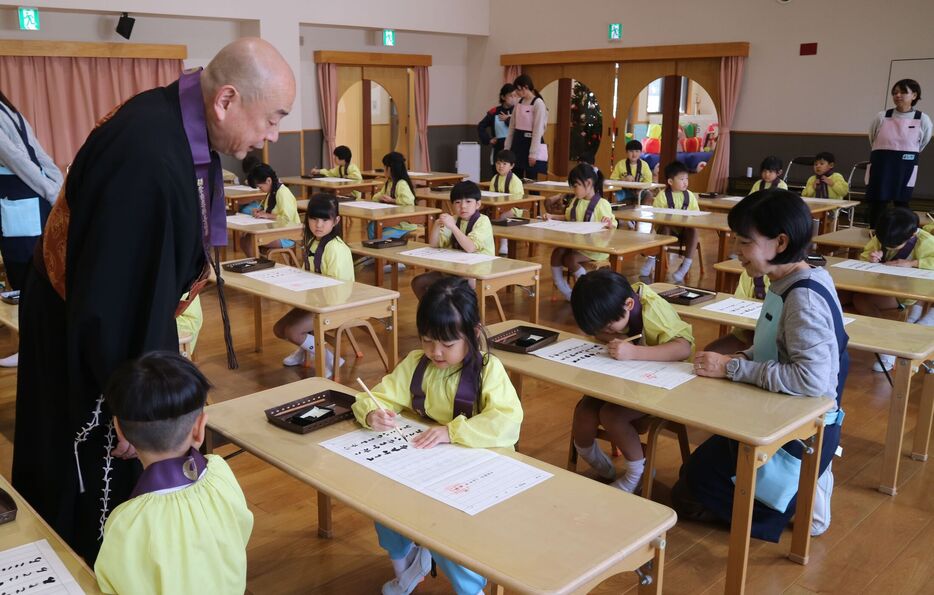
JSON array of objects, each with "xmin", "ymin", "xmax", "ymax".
[{"xmin": 212, "ymin": 247, "xmax": 238, "ymax": 369}]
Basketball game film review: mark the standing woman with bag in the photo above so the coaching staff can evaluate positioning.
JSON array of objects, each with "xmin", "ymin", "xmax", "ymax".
[
  {"xmin": 0, "ymin": 91, "xmax": 63, "ymax": 367},
  {"xmin": 505, "ymin": 75, "xmax": 548, "ymax": 180}
]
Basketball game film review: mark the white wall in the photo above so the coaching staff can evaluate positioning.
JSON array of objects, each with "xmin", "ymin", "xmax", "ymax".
[{"xmin": 468, "ymin": 0, "xmax": 934, "ymax": 134}]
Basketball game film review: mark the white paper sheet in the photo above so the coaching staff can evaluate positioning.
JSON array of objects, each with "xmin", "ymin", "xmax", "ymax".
[
  {"xmin": 532, "ymin": 338, "xmax": 696, "ymax": 390},
  {"xmin": 0, "ymin": 539, "xmax": 84, "ymax": 594},
  {"xmin": 407, "ymin": 171, "xmax": 431, "ymax": 176},
  {"xmin": 632, "ymin": 207, "xmax": 712, "ymax": 217},
  {"xmin": 399, "ymin": 247, "xmax": 499, "ymax": 265},
  {"xmin": 523, "ymin": 220, "xmax": 608, "ymax": 234},
  {"xmin": 715, "ymin": 195, "xmax": 845, "ymax": 207},
  {"xmin": 243, "ymin": 266, "xmax": 343, "ymax": 291},
  {"xmin": 480, "ymin": 191, "xmax": 512, "ymax": 198},
  {"xmin": 320, "ymin": 420, "xmax": 552, "ymax": 515},
  {"xmin": 225, "ymin": 214, "xmax": 269, "ymax": 227},
  {"xmin": 313, "ymin": 177, "xmax": 355, "ymax": 183},
  {"xmin": 531, "ymin": 180, "xmax": 570, "ymax": 187},
  {"xmin": 225, "ymin": 184, "xmax": 257, "ymax": 192},
  {"xmin": 340, "ymin": 201, "xmax": 398, "ymax": 210},
  {"xmin": 832, "ymin": 259, "xmax": 934, "ymax": 280},
  {"xmin": 702, "ymin": 297, "xmax": 854, "ymax": 325}
]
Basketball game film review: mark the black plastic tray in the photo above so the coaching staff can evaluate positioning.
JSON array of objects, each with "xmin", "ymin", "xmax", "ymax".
[
  {"xmin": 657, "ymin": 285, "xmax": 717, "ymax": 305},
  {"xmin": 265, "ymin": 390, "xmax": 356, "ymax": 434},
  {"xmin": 489, "ymin": 325, "xmax": 559, "ymax": 353}
]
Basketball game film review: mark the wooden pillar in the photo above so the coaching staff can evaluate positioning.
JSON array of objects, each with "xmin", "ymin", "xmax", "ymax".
[
  {"xmin": 659, "ymin": 75, "xmax": 682, "ymax": 178},
  {"xmin": 362, "ymin": 79, "xmax": 373, "ymax": 170},
  {"xmin": 553, "ymin": 77, "xmax": 572, "ymax": 177}
]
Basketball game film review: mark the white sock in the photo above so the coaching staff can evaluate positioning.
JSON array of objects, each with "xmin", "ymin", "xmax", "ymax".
[
  {"xmin": 299, "ymin": 333, "xmax": 316, "ymax": 354},
  {"xmin": 391, "ymin": 544, "xmax": 416, "ymax": 576},
  {"xmin": 611, "ymin": 458, "xmax": 645, "ymax": 493},
  {"xmin": 905, "ymin": 303, "xmax": 924, "ymax": 324},
  {"xmin": 917, "ymin": 308, "xmax": 934, "ymax": 327},
  {"xmin": 640, "ymin": 256, "xmax": 656, "ymax": 277},
  {"xmin": 572, "ymin": 266, "xmax": 586, "ymax": 279},
  {"xmin": 552, "ymin": 266, "xmax": 573, "ymax": 300},
  {"xmin": 499, "ymin": 238, "xmax": 509, "ymax": 253},
  {"xmin": 574, "ymin": 440, "xmax": 616, "ymax": 480},
  {"xmin": 676, "ymin": 257, "xmax": 693, "ymax": 276}
]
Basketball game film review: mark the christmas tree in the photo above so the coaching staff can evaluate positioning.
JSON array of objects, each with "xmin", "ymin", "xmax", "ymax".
[{"xmin": 569, "ymin": 80, "xmax": 603, "ymax": 161}]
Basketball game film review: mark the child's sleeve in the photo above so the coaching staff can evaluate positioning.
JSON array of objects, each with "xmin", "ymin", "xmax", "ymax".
[
  {"xmin": 275, "ymin": 187, "xmax": 300, "ymax": 224},
  {"xmin": 467, "ymin": 215, "xmax": 495, "ymax": 254},
  {"xmin": 324, "ymin": 242, "xmax": 355, "ymax": 282},
  {"xmin": 638, "ymin": 161, "xmax": 653, "ymax": 184},
  {"xmin": 860, "ymin": 237, "xmax": 881, "ymax": 261},
  {"xmin": 747, "ymin": 180, "xmax": 761, "ymax": 195},
  {"xmin": 734, "ymin": 272, "xmax": 753, "ymax": 299},
  {"xmin": 609, "ymin": 160, "xmax": 625, "ymax": 180},
  {"xmin": 395, "ymin": 180, "xmax": 415, "ymax": 206},
  {"xmin": 801, "ymin": 176, "xmax": 816, "ymax": 197},
  {"xmin": 509, "ymin": 175, "xmax": 524, "ymax": 197},
  {"xmin": 777, "ymin": 179, "xmax": 788, "ymax": 190},
  {"xmin": 595, "ymin": 200, "xmax": 618, "ymax": 227},
  {"xmin": 320, "ymin": 166, "xmax": 339, "ymax": 177},
  {"xmin": 830, "ymin": 173, "xmax": 850, "ymax": 198},
  {"xmin": 687, "ymin": 191, "xmax": 700, "ymax": 211},
  {"xmin": 651, "ymin": 192, "xmax": 666, "ymax": 208},
  {"xmin": 447, "ymin": 356, "xmax": 523, "ymax": 448},
  {"xmin": 914, "ymin": 232, "xmax": 934, "ymax": 269},
  {"xmin": 437, "ymin": 225, "xmax": 453, "ymax": 249},
  {"xmin": 642, "ymin": 291, "xmax": 695, "ymax": 350},
  {"xmin": 347, "ymin": 165, "xmax": 364, "ymax": 182},
  {"xmin": 372, "ymin": 181, "xmax": 387, "ymax": 201},
  {"xmin": 351, "ymin": 352, "xmax": 421, "ymax": 427}
]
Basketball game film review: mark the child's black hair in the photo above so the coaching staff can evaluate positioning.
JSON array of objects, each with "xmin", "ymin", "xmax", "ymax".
[
  {"xmin": 450, "ymin": 180, "xmax": 481, "ymax": 202},
  {"xmin": 333, "ymin": 145, "xmax": 352, "ymax": 163},
  {"xmin": 570, "ymin": 269, "xmax": 637, "ymax": 336},
  {"xmin": 382, "ymin": 152, "xmax": 413, "ymax": 196},
  {"xmin": 892, "ymin": 78, "xmax": 922, "ymax": 107},
  {"xmin": 416, "ymin": 277, "xmax": 488, "ymax": 408},
  {"xmin": 498, "ymin": 83, "xmax": 517, "ymax": 102},
  {"xmin": 567, "ymin": 162, "xmax": 604, "ymax": 197},
  {"xmin": 664, "ymin": 160, "xmax": 689, "ymax": 180},
  {"xmin": 728, "ymin": 189, "xmax": 813, "ymax": 265},
  {"xmin": 242, "ymin": 154, "xmax": 262, "ymax": 187},
  {"xmin": 625, "ymin": 139, "xmax": 643, "ymax": 152},
  {"xmin": 814, "ymin": 151, "xmax": 835, "ymax": 164},
  {"xmin": 247, "ymin": 163, "xmax": 281, "ymax": 212},
  {"xmin": 578, "ymin": 151, "xmax": 596, "ymax": 165},
  {"xmin": 302, "ymin": 193, "xmax": 342, "ymax": 267},
  {"xmin": 875, "ymin": 207, "xmax": 919, "ymax": 249},
  {"xmin": 760, "ymin": 155, "xmax": 783, "ymax": 173},
  {"xmin": 105, "ymin": 352, "xmax": 211, "ymax": 453},
  {"xmin": 495, "ymin": 149, "xmax": 516, "ymax": 166}
]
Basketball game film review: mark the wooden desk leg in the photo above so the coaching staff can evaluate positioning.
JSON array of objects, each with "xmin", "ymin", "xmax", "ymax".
[
  {"xmin": 717, "ymin": 231, "xmax": 730, "ymax": 263},
  {"xmin": 654, "ymin": 246, "xmax": 668, "ymax": 283},
  {"xmin": 725, "ymin": 443, "xmax": 759, "ymax": 595},
  {"xmin": 253, "ymin": 295, "xmax": 263, "ymax": 353},
  {"xmin": 314, "ymin": 315, "xmax": 328, "ymax": 378},
  {"xmin": 790, "ymin": 422, "xmax": 824, "ymax": 565},
  {"xmin": 879, "ymin": 357, "xmax": 914, "ymax": 495},
  {"xmin": 390, "ymin": 263, "xmax": 399, "ymax": 291},
  {"xmin": 390, "ymin": 299, "xmax": 399, "ymax": 367},
  {"xmin": 477, "ymin": 282, "xmax": 489, "ymax": 324},
  {"xmin": 911, "ymin": 370, "xmax": 933, "ymax": 461},
  {"xmin": 487, "ymin": 582, "xmax": 505, "ymax": 595},
  {"xmin": 610, "ymin": 255, "xmax": 622, "ymax": 273},
  {"xmin": 507, "ymin": 240, "xmax": 517, "ymax": 260},
  {"xmin": 252, "ymin": 235, "xmax": 260, "ymax": 259},
  {"xmin": 317, "ymin": 492, "xmax": 333, "ymax": 538},
  {"xmin": 638, "ymin": 535, "xmax": 667, "ymax": 595},
  {"xmin": 532, "ymin": 274, "xmax": 540, "ymax": 323}
]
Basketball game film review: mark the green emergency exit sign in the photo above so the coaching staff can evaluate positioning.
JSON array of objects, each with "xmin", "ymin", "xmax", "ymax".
[
  {"xmin": 18, "ymin": 7, "xmax": 40, "ymax": 31},
  {"xmin": 382, "ymin": 29, "xmax": 395, "ymax": 47},
  {"xmin": 608, "ymin": 23, "xmax": 622, "ymax": 41}
]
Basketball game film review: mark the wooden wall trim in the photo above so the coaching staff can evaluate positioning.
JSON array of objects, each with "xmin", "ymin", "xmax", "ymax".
[
  {"xmin": 314, "ymin": 50, "xmax": 432, "ymax": 67},
  {"xmin": 0, "ymin": 39, "xmax": 187, "ymax": 59},
  {"xmin": 732, "ymin": 130, "xmax": 867, "ymax": 138},
  {"xmin": 501, "ymin": 42, "xmax": 749, "ymax": 66}
]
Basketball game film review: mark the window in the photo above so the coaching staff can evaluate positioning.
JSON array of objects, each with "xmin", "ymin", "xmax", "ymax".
[{"xmin": 645, "ymin": 76, "xmax": 689, "ymax": 114}]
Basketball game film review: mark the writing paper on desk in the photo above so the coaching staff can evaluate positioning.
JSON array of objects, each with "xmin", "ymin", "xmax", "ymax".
[
  {"xmin": 225, "ymin": 184, "xmax": 257, "ymax": 192},
  {"xmin": 632, "ymin": 207, "xmax": 712, "ymax": 217},
  {"xmin": 702, "ymin": 297, "xmax": 854, "ymax": 325},
  {"xmin": 313, "ymin": 177, "xmax": 355, "ymax": 183},
  {"xmin": 225, "ymin": 213, "xmax": 269, "ymax": 227},
  {"xmin": 320, "ymin": 420, "xmax": 551, "ymax": 515},
  {"xmin": 530, "ymin": 180, "xmax": 569, "ymax": 187},
  {"xmin": 243, "ymin": 266, "xmax": 343, "ymax": 292},
  {"xmin": 340, "ymin": 201, "xmax": 398, "ymax": 210},
  {"xmin": 0, "ymin": 539, "xmax": 84, "ymax": 594},
  {"xmin": 480, "ymin": 191, "xmax": 511, "ymax": 198},
  {"xmin": 832, "ymin": 259, "xmax": 934, "ymax": 280},
  {"xmin": 533, "ymin": 338, "xmax": 696, "ymax": 390},
  {"xmin": 524, "ymin": 220, "xmax": 608, "ymax": 234},
  {"xmin": 399, "ymin": 247, "xmax": 499, "ymax": 265}
]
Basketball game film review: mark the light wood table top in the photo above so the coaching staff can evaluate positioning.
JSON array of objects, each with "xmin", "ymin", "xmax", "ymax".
[
  {"xmin": 224, "ymin": 185, "xmax": 266, "ymax": 210},
  {"xmin": 0, "ymin": 475, "xmax": 101, "ymax": 593},
  {"xmin": 697, "ymin": 195, "xmax": 860, "ymax": 216},
  {"xmin": 338, "ymin": 203, "xmax": 441, "ymax": 222},
  {"xmin": 281, "ymin": 176, "xmax": 381, "ymax": 194},
  {"xmin": 226, "ymin": 218, "xmax": 303, "ymax": 235},
  {"xmin": 492, "ymin": 224, "xmax": 676, "ymax": 259},
  {"xmin": 0, "ymin": 301, "xmax": 18, "ymax": 332},
  {"xmin": 205, "ymin": 377, "xmax": 675, "ymax": 595},
  {"xmin": 415, "ymin": 188, "xmax": 547, "ymax": 218},
  {"xmin": 360, "ymin": 171, "xmax": 466, "ymax": 186},
  {"xmin": 614, "ymin": 208, "xmax": 731, "ymax": 232},
  {"xmin": 714, "ymin": 256, "xmax": 934, "ymax": 302},
  {"xmin": 604, "ymin": 180, "xmax": 666, "ymax": 192},
  {"xmin": 813, "ymin": 227, "xmax": 872, "ymax": 253},
  {"xmin": 487, "ymin": 319, "xmax": 832, "ymax": 594}
]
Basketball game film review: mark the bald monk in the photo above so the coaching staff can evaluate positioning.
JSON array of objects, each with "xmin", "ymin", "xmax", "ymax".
[{"xmin": 13, "ymin": 38, "xmax": 295, "ymax": 563}]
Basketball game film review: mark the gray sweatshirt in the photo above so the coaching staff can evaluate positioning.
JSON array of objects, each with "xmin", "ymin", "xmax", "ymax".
[
  {"xmin": 732, "ymin": 266, "xmax": 842, "ymax": 404},
  {"xmin": 0, "ymin": 103, "xmax": 63, "ymax": 204}
]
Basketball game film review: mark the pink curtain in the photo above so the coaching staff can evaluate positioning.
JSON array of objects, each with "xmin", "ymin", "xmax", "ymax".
[
  {"xmin": 707, "ymin": 56, "xmax": 745, "ymax": 192},
  {"xmin": 316, "ymin": 63, "xmax": 338, "ymax": 167},
  {"xmin": 504, "ymin": 65, "xmax": 521, "ymax": 85},
  {"xmin": 0, "ymin": 56, "xmax": 181, "ymax": 169},
  {"xmin": 414, "ymin": 66, "xmax": 431, "ymax": 172}
]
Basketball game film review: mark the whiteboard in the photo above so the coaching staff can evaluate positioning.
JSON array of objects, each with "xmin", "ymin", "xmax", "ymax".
[{"xmin": 885, "ymin": 58, "xmax": 934, "ymax": 111}]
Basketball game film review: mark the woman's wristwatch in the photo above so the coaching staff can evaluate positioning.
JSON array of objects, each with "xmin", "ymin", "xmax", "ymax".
[{"xmin": 726, "ymin": 357, "xmax": 742, "ymax": 380}]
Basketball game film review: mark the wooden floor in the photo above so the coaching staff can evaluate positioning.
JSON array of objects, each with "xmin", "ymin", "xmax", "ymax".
[{"xmin": 0, "ymin": 218, "xmax": 930, "ymax": 594}]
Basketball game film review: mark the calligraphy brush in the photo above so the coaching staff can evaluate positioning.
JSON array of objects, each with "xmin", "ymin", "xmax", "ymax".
[{"xmin": 357, "ymin": 378, "xmax": 409, "ymax": 444}]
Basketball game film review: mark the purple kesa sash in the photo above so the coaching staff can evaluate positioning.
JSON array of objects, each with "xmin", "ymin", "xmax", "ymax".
[
  {"xmin": 627, "ymin": 293, "xmax": 644, "ymax": 339},
  {"xmin": 665, "ymin": 189, "xmax": 689, "ymax": 210},
  {"xmin": 311, "ymin": 234, "xmax": 337, "ymax": 273},
  {"xmin": 130, "ymin": 447, "xmax": 208, "ymax": 498},
  {"xmin": 814, "ymin": 169, "xmax": 835, "ymax": 198},
  {"xmin": 883, "ymin": 234, "xmax": 917, "ymax": 262},
  {"xmin": 571, "ymin": 195, "xmax": 601, "ymax": 221},
  {"xmin": 626, "ymin": 160, "xmax": 643, "ymax": 180},
  {"xmin": 449, "ymin": 211, "xmax": 481, "ymax": 251},
  {"xmin": 753, "ymin": 275, "xmax": 767, "ymax": 300},
  {"xmin": 410, "ymin": 355, "xmax": 478, "ymax": 420}
]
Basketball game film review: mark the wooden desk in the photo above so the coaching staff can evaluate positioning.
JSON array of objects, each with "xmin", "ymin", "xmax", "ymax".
[
  {"xmin": 0, "ymin": 475, "xmax": 101, "ymax": 593},
  {"xmin": 224, "ymin": 185, "xmax": 266, "ymax": 211},
  {"xmin": 499, "ymin": 180, "xmax": 664, "ymax": 196},
  {"xmin": 660, "ymin": 278, "xmax": 934, "ymax": 497},
  {"xmin": 813, "ymin": 227, "xmax": 872, "ymax": 258},
  {"xmin": 226, "ymin": 219, "xmax": 303, "ymax": 258},
  {"xmin": 281, "ymin": 176, "xmax": 381, "ymax": 200},
  {"xmin": 360, "ymin": 170, "xmax": 466, "ymax": 188},
  {"xmin": 487, "ymin": 320, "xmax": 832, "ymax": 595},
  {"xmin": 714, "ymin": 256, "xmax": 934, "ymax": 303},
  {"xmin": 492, "ymin": 224, "xmax": 678, "ymax": 280},
  {"xmin": 205, "ymin": 377, "xmax": 675, "ymax": 595},
  {"xmin": 348, "ymin": 241, "xmax": 541, "ymax": 323},
  {"xmin": 697, "ymin": 196, "xmax": 860, "ymax": 234},
  {"xmin": 0, "ymin": 301, "xmax": 18, "ymax": 333},
  {"xmin": 220, "ymin": 265, "xmax": 399, "ymax": 377},
  {"xmin": 604, "ymin": 180, "xmax": 666, "ymax": 193},
  {"xmin": 415, "ymin": 187, "xmax": 548, "ymax": 219},
  {"xmin": 338, "ymin": 203, "xmax": 440, "ymax": 242}
]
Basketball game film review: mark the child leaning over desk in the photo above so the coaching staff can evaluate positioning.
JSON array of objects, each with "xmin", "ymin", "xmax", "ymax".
[
  {"xmin": 352, "ymin": 277, "xmax": 522, "ymax": 595},
  {"xmin": 570, "ymin": 269, "xmax": 694, "ymax": 493}
]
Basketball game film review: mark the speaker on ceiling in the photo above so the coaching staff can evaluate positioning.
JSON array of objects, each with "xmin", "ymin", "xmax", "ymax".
[{"xmin": 116, "ymin": 13, "xmax": 135, "ymax": 40}]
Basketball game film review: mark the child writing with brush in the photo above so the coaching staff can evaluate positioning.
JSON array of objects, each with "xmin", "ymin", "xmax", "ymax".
[
  {"xmin": 569, "ymin": 268, "xmax": 694, "ymax": 493},
  {"xmin": 351, "ymin": 277, "xmax": 522, "ymax": 595}
]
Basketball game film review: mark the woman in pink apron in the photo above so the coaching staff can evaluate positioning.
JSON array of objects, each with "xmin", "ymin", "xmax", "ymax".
[
  {"xmin": 505, "ymin": 75, "xmax": 548, "ymax": 179},
  {"xmin": 866, "ymin": 79, "xmax": 932, "ymax": 228}
]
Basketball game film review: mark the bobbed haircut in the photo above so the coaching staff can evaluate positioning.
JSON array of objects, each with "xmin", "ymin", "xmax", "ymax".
[
  {"xmin": 875, "ymin": 207, "xmax": 919, "ymax": 249},
  {"xmin": 333, "ymin": 145, "xmax": 352, "ymax": 162},
  {"xmin": 567, "ymin": 162, "xmax": 604, "ymax": 197},
  {"xmin": 892, "ymin": 78, "xmax": 921, "ymax": 106},
  {"xmin": 625, "ymin": 140, "xmax": 643, "ymax": 151},
  {"xmin": 495, "ymin": 149, "xmax": 516, "ymax": 165},
  {"xmin": 664, "ymin": 160, "xmax": 689, "ymax": 180},
  {"xmin": 728, "ymin": 189, "xmax": 813, "ymax": 265},
  {"xmin": 450, "ymin": 180, "xmax": 481, "ymax": 202},
  {"xmin": 814, "ymin": 151, "xmax": 835, "ymax": 164},
  {"xmin": 760, "ymin": 155, "xmax": 783, "ymax": 172},
  {"xmin": 570, "ymin": 268, "xmax": 637, "ymax": 336}
]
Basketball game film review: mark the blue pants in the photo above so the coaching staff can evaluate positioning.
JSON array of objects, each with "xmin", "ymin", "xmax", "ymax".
[
  {"xmin": 367, "ymin": 221, "xmax": 410, "ymax": 240},
  {"xmin": 375, "ymin": 523, "xmax": 485, "ymax": 595}
]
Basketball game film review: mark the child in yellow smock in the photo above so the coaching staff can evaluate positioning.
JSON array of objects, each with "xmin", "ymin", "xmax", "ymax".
[
  {"xmin": 748, "ymin": 156, "xmax": 788, "ymax": 193},
  {"xmin": 610, "ymin": 139, "xmax": 654, "ymax": 203},
  {"xmin": 802, "ymin": 151, "xmax": 849, "ymax": 199},
  {"xmin": 640, "ymin": 160, "xmax": 701, "ymax": 283},
  {"xmin": 311, "ymin": 144, "xmax": 363, "ymax": 199},
  {"xmin": 241, "ymin": 163, "xmax": 301, "ymax": 256},
  {"xmin": 488, "ymin": 149, "xmax": 525, "ymax": 253}
]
